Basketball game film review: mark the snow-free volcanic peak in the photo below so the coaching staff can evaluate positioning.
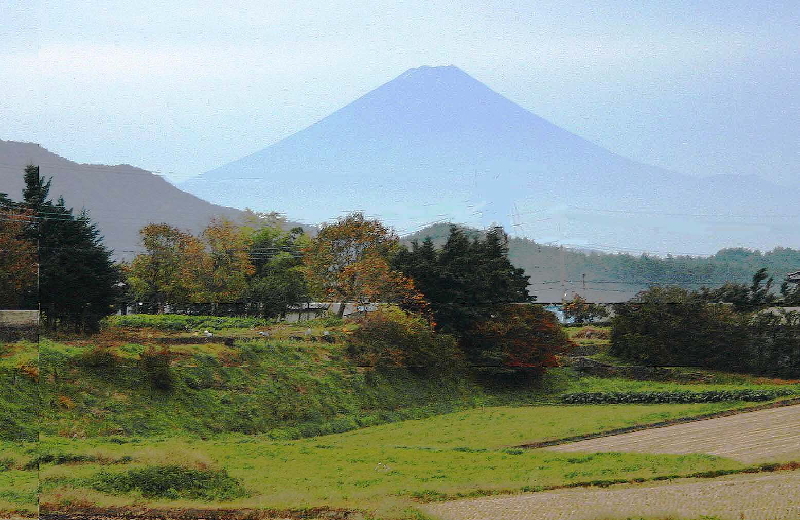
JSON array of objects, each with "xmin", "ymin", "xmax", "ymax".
[{"xmin": 179, "ymin": 66, "xmax": 797, "ymax": 254}]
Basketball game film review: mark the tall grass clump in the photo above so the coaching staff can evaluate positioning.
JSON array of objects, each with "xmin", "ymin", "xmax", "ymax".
[{"xmin": 89, "ymin": 465, "xmax": 248, "ymax": 500}]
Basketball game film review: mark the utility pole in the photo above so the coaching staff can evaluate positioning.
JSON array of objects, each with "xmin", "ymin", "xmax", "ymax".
[
  {"xmin": 560, "ymin": 245, "xmax": 566, "ymax": 301},
  {"xmin": 36, "ymin": 210, "xmax": 41, "ymax": 335}
]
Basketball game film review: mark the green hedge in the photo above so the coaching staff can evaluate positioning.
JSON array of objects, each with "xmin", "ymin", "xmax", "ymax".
[
  {"xmin": 102, "ymin": 314, "xmax": 271, "ymax": 331},
  {"xmin": 560, "ymin": 389, "xmax": 796, "ymax": 404},
  {"xmin": 610, "ymin": 287, "xmax": 800, "ymax": 378}
]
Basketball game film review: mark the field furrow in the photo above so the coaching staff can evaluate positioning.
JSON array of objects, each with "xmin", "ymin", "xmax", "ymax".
[
  {"xmin": 548, "ymin": 403, "xmax": 800, "ymax": 463},
  {"xmin": 425, "ymin": 471, "xmax": 800, "ymax": 520}
]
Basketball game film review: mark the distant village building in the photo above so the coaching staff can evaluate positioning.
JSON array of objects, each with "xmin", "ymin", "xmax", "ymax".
[
  {"xmin": 787, "ymin": 271, "xmax": 800, "ymax": 284},
  {"xmin": 284, "ymin": 302, "xmax": 379, "ymax": 322}
]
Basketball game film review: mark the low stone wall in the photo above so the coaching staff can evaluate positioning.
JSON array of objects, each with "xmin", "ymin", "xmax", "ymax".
[
  {"xmin": 0, "ymin": 310, "xmax": 39, "ymax": 342},
  {"xmin": 0, "ymin": 310, "xmax": 39, "ymax": 327}
]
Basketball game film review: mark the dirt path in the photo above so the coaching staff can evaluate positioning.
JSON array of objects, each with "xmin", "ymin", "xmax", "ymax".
[
  {"xmin": 547, "ymin": 403, "xmax": 800, "ymax": 463},
  {"xmin": 425, "ymin": 471, "xmax": 800, "ymax": 520}
]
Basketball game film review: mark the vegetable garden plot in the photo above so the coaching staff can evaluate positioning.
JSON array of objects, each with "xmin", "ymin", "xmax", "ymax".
[
  {"xmin": 548, "ymin": 403, "xmax": 800, "ymax": 463},
  {"xmin": 426, "ymin": 471, "xmax": 800, "ymax": 520}
]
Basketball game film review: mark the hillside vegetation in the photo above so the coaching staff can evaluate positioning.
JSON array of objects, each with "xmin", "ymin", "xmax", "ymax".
[{"xmin": 25, "ymin": 319, "xmax": 797, "ymax": 440}]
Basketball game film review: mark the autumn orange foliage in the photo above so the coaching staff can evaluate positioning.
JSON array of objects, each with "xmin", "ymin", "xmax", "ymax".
[
  {"xmin": 303, "ymin": 212, "xmax": 430, "ymax": 318},
  {"xmin": 0, "ymin": 208, "xmax": 36, "ymax": 307}
]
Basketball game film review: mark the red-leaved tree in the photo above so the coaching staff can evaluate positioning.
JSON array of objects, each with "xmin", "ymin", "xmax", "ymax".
[{"xmin": 462, "ymin": 304, "xmax": 572, "ymax": 381}]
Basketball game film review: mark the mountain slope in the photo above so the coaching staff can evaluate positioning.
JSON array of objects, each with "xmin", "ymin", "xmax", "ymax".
[
  {"xmin": 180, "ymin": 65, "xmax": 797, "ymax": 254},
  {"xmin": 0, "ymin": 140, "xmax": 248, "ymax": 259}
]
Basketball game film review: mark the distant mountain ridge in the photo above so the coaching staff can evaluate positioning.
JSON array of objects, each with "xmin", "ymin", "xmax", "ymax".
[
  {"xmin": 0, "ymin": 140, "xmax": 307, "ymax": 260},
  {"xmin": 180, "ymin": 65, "xmax": 798, "ymax": 255},
  {"xmin": 405, "ymin": 223, "xmax": 800, "ymax": 302}
]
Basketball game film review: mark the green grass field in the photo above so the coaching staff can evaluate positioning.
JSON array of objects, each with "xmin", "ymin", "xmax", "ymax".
[
  {"xmin": 0, "ymin": 442, "xmax": 38, "ymax": 514},
  {"xmin": 3, "ymin": 321, "xmax": 799, "ymax": 519},
  {"xmin": 36, "ymin": 403, "xmax": 752, "ymax": 518}
]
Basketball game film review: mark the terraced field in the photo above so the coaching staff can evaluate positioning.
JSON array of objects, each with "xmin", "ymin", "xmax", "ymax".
[
  {"xmin": 549, "ymin": 403, "xmax": 800, "ymax": 463},
  {"xmin": 426, "ymin": 471, "xmax": 800, "ymax": 520}
]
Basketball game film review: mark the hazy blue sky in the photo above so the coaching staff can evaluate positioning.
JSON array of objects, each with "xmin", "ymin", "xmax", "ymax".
[{"xmin": 2, "ymin": 0, "xmax": 798, "ymax": 185}]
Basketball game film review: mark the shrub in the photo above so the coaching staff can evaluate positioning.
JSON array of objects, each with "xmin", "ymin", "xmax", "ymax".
[
  {"xmin": 611, "ymin": 287, "xmax": 747, "ymax": 370},
  {"xmin": 23, "ymin": 453, "xmax": 97, "ymax": 470},
  {"xmin": 103, "ymin": 314, "xmax": 270, "ymax": 332},
  {"xmin": 0, "ymin": 457, "xmax": 14, "ymax": 471},
  {"xmin": 345, "ymin": 305, "xmax": 461, "ymax": 373},
  {"xmin": 89, "ymin": 465, "xmax": 248, "ymax": 500},
  {"xmin": 572, "ymin": 327, "xmax": 610, "ymax": 340},
  {"xmin": 74, "ymin": 346, "xmax": 120, "ymax": 374},
  {"xmin": 316, "ymin": 315, "xmax": 345, "ymax": 327},
  {"xmin": 138, "ymin": 346, "xmax": 175, "ymax": 391},
  {"xmin": 563, "ymin": 295, "xmax": 609, "ymax": 325},
  {"xmin": 460, "ymin": 304, "xmax": 572, "ymax": 382},
  {"xmin": 612, "ymin": 287, "xmax": 800, "ymax": 378}
]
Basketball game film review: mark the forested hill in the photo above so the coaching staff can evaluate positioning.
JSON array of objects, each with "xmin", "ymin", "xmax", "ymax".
[{"xmin": 404, "ymin": 223, "xmax": 800, "ymax": 302}]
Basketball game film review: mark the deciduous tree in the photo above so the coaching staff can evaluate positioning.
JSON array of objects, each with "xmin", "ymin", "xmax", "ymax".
[
  {"xmin": 248, "ymin": 226, "xmax": 310, "ymax": 318},
  {"xmin": 0, "ymin": 199, "xmax": 36, "ymax": 308},
  {"xmin": 303, "ymin": 212, "xmax": 426, "ymax": 318},
  {"xmin": 127, "ymin": 223, "xmax": 208, "ymax": 311},
  {"xmin": 461, "ymin": 304, "xmax": 569, "ymax": 381},
  {"xmin": 202, "ymin": 217, "xmax": 255, "ymax": 303}
]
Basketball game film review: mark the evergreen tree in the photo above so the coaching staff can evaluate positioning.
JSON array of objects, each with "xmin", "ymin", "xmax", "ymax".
[
  {"xmin": 394, "ymin": 224, "xmax": 532, "ymax": 334},
  {"xmin": 394, "ymin": 224, "xmax": 565, "ymax": 380},
  {"xmin": 21, "ymin": 166, "xmax": 120, "ymax": 331},
  {"xmin": 698, "ymin": 267, "xmax": 776, "ymax": 311},
  {"xmin": 22, "ymin": 164, "xmax": 51, "ymax": 210},
  {"xmin": 780, "ymin": 279, "xmax": 800, "ymax": 305}
]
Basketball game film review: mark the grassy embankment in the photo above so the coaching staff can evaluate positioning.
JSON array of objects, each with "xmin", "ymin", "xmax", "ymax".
[
  {"xmin": 1, "ymin": 318, "xmax": 798, "ymax": 518},
  {"xmin": 0, "ymin": 367, "xmax": 39, "ymax": 514}
]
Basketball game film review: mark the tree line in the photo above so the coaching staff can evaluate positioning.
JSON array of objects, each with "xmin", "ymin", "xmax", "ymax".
[
  {"xmin": 4, "ymin": 164, "xmax": 798, "ymax": 380},
  {"xmin": 1, "ymin": 166, "xmax": 568, "ymax": 380},
  {"xmin": 611, "ymin": 270, "xmax": 800, "ymax": 378},
  {"xmin": 409, "ymin": 223, "xmax": 800, "ymax": 300},
  {"xmin": 126, "ymin": 213, "xmax": 567, "ymax": 379}
]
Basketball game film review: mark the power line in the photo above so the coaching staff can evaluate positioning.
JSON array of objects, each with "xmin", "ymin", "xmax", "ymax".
[{"xmin": 568, "ymin": 205, "xmax": 800, "ymax": 219}]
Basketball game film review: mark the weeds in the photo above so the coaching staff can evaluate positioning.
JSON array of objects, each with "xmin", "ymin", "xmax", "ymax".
[{"xmin": 89, "ymin": 465, "xmax": 249, "ymax": 500}]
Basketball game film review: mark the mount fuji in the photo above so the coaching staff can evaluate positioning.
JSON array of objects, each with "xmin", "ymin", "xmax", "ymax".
[{"xmin": 180, "ymin": 65, "xmax": 797, "ymax": 255}]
